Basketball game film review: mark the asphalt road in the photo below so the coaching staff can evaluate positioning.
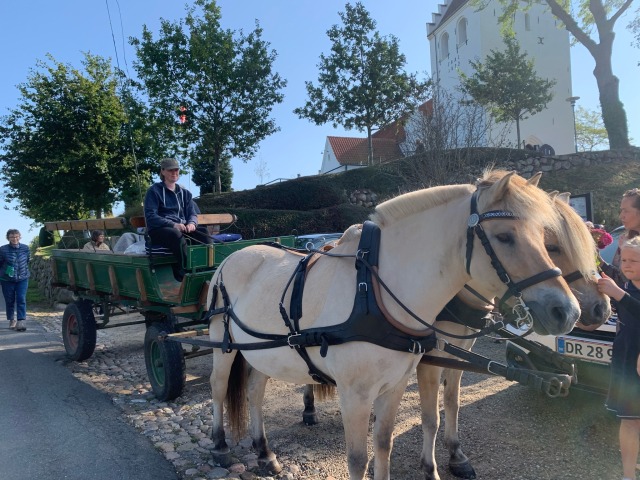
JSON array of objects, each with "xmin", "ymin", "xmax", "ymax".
[{"xmin": 0, "ymin": 293, "xmax": 178, "ymax": 480}]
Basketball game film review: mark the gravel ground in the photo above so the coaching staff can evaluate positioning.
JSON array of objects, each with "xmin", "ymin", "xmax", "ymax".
[{"xmin": 31, "ymin": 306, "xmax": 627, "ymax": 480}]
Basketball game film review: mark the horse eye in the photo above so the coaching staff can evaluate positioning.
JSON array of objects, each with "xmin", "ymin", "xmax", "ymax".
[
  {"xmin": 546, "ymin": 244, "xmax": 561, "ymax": 254},
  {"xmin": 495, "ymin": 233, "xmax": 514, "ymax": 244}
]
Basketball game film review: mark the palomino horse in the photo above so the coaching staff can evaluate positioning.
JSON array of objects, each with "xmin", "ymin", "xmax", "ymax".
[
  {"xmin": 206, "ymin": 170, "xmax": 581, "ymax": 479},
  {"xmin": 298, "ymin": 184, "xmax": 612, "ymax": 480},
  {"xmin": 417, "ymin": 193, "xmax": 611, "ymax": 480}
]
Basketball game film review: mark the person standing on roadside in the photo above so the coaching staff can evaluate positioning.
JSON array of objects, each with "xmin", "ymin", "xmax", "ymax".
[
  {"xmin": 598, "ymin": 238, "xmax": 640, "ymax": 480},
  {"xmin": 0, "ymin": 229, "xmax": 30, "ymax": 331},
  {"xmin": 143, "ymin": 158, "xmax": 211, "ymax": 282},
  {"xmin": 600, "ymin": 188, "xmax": 640, "ymax": 285}
]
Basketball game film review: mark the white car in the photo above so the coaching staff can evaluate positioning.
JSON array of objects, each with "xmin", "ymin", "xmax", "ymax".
[
  {"xmin": 506, "ymin": 226, "xmax": 623, "ymax": 395},
  {"xmin": 294, "ymin": 233, "xmax": 343, "ymax": 251}
]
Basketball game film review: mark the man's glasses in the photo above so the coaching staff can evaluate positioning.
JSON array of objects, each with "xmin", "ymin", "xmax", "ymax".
[{"xmin": 164, "ymin": 168, "xmax": 180, "ymax": 173}]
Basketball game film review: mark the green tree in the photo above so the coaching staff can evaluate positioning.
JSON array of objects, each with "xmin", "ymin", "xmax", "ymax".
[
  {"xmin": 130, "ymin": 0, "xmax": 286, "ymax": 194},
  {"xmin": 459, "ymin": 36, "xmax": 555, "ymax": 149},
  {"xmin": 488, "ymin": 0, "xmax": 634, "ymax": 149},
  {"xmin": 0, "ymin": 53, "xmax": 155, "ymax": 223},
  {"xmin": 575, "ymin": 105, "xmax": 610, "ymax": 151},
  {"xmin": 294, "ymin": 2, "xmax": 431, "ymax": 166}
]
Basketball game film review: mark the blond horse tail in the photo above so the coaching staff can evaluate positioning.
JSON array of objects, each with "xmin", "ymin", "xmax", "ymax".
[
  {"xmin": 227, "ymin": 354, "xmax": 248, "ymax": 441},
  {"xmin": 313, "ymin": 384, "xmax": 336, "ymax": 401}
]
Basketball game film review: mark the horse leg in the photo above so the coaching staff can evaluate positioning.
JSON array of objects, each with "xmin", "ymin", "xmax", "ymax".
[
  {"xmin": 417, "ymin": 362, "xmax": 443, "ymax": 480},
  {"xmin": 442, "ymin": 368, "xmax": 476, "ymax": 479},
  {"xmin": 339, "ymin": 387, "xmax": 376, "ymax": 479},
  {"xmin": 209, "ymin": 349, "xmax": 239, "ymax": 467},
  {"xmin": 371, "ymin": 378, "xmax": 410, "ymax": 480},
  {"xmin": 302, "ymin": 384, "xmax": 318, "ymax": 425},
  {"xmin": 247, "ymin": 368, "xmax": 282, "ymax": 475}
]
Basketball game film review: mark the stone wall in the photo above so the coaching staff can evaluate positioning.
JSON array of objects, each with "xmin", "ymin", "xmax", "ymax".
[
  {"xmin": 30, "ymin": 254, "xmax": 74, "ymax": 305},
  {"xmin": 502, "ymin": 149, "xmax": 638, "ymax": 177}
]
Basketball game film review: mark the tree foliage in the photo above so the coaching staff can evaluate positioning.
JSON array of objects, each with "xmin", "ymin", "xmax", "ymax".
[
  {"xmin": 485, "ymin": 0, "xmax": 634, "ymax": 148},
  {"xmin": 294, "ymin": 2, "xmax": 431, "ymax": 166},
  {"xmin": 459, "ymin": 36, "xmax": 555, "ymax": 149},
  {"xmin": 130, "ymin": 0, "xmax": 286, "ymax": 194},
  {"xmin": 575, "ymin": 105, "xmax": 610, "ymax": 151},
  {"xmin": 0, "ymin": 53, "xmax": 155, "ymax": 223}
]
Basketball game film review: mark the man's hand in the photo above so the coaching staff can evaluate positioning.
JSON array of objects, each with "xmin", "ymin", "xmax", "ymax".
[
  {"xmin": 173, "ymin": 223, "xmax": 186, "ymax": 232},
  {"xmin": 185, "ymin": 223, "xmax": 196, "ymax": 233}
]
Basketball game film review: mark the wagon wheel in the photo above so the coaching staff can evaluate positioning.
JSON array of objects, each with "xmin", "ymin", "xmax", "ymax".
[
  {"xmin": 144, "ymin": 322, "xmax": 186, "ymax": 401},
  {"xmin": 62, "ymin": 300, "xmax": 97, "ymax": 361}
]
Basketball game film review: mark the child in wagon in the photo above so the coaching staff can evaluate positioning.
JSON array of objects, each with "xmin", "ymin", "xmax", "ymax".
[{"xmin": 597, "ymin": 237, "xmax": 640, "ymax": 480}]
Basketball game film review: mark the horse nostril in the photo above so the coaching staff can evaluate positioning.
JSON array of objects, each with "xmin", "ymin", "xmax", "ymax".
[
  {"xmin": 550, "ymin": 306, "xmax": 565, "ymax": 323},
  {"xmin": 592, "ymin": 303, "xmax": 603, "ymax": 320}
]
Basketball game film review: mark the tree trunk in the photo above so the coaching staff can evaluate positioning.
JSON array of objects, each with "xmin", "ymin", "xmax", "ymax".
[
  {"xmin": 515, "ymin": 117, "xmax": 522, "ymax": 149},
  {"xmin": 593, "ymin": 48, "xmax": 630, "ymax": 149},
  {"xmin": 367, "ymin": 126, "xmax": 373, "ymax": 166},
  {"xmin": 544, "ymin": 0, "xmax": 631, "ymax": 149}
]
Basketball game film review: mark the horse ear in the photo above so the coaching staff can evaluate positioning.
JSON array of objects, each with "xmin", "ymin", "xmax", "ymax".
[
  {"xmin": 548, "ymin": 190, "xmax": 559, "ymax": 200},
  {"xmin": 490, "ymin": 170, "xmax": 516, "ymax": 200},
  {"xmin": 526, "ymin": 172, "xmax": 543, "ymax": 187},
  {"xmin": 556, "ymin": 192, "xmax": 571, "ymax": 204}
]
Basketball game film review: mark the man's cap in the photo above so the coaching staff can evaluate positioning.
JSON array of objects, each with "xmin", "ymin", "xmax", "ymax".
[{"xmin": 160, "ymin": 158, "xmax": 179, "ymax": 170}]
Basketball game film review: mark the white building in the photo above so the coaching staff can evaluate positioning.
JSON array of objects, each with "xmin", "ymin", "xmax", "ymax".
[{"xmin": 426, "ymin": 0, "xmax": 576, "ymax": 154}]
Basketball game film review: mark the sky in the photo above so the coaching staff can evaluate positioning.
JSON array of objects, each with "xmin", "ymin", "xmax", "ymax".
[{"xmin": 1, "ymin": 0, "xmax": 638, "ymax": 245}]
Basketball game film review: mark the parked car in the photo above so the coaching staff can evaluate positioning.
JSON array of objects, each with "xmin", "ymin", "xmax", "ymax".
[
  {"xmin": 506, "ymin": 225, "xmax": 623, "ymax": 395},
  {"xmin": 294, "ymin": 233, "xmax": 343, "ymax": 251}
]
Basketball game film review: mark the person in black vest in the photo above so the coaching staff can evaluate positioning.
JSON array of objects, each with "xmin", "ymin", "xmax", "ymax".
[
  {"xmin": 143, "ymin": 158, "xmax": 211, "ymax": 282},
  {"xmin": 0, "ymin": 229, "xmax": 30, "ymax": 331}
]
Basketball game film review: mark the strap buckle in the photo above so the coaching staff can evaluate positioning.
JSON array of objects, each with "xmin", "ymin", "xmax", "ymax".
[{"xmin": 287, "ymin": 333, "xmax": 302, "ymax": 348}]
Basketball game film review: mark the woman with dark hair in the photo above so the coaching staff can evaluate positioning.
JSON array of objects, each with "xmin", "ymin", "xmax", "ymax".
[
  {"xmin": 600, "ymin": 188, "xmax": 640, "ymax": 285},
  {"xmin": 82, "ymin": 230, "xmax": 111, "ymax": 252},
  {"xmin": 0, "ymin": 229, "xmax": 30, "ymax": 331}
]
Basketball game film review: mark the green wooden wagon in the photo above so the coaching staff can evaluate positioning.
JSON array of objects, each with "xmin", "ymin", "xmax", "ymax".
[{"xmin": 45, "ymin": 215, "xmax": 296, "ymax": 400}]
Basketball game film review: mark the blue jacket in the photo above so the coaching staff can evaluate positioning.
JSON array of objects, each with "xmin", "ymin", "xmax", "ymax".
[
  {"xmin": 0, "ymin": 243, "xmax": 31, "ymax": 282},
  {"xmin": 143, "ymin": 182, "xmax": 199, "ymax": 233}
]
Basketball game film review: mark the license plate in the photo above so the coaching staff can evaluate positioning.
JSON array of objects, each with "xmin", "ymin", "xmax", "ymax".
[{"xmin": 556, "ymin": 337, "xmax": 612, "ymax": 364}]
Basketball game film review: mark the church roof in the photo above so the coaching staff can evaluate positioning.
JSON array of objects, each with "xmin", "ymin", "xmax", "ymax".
[
  {"xmin": 327, "ymin": 136, "xmax": 403, "ymax": 166},
  {"xmin": 427, "ymin": 0, "xmax": 468, "ymax": 36}
]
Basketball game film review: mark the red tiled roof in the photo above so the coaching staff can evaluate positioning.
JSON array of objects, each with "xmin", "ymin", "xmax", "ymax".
[{"xmin": 327, "ymin": 136, "xmax": 403, "ymax": 166}]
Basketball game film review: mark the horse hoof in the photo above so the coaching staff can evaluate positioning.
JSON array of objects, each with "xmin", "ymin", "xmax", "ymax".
[
  {"xmin": 258, "ymin": 456, "xmax": 282, "ymax": 475},
  {"xmin": 449, "ymin": 461, "xmax": 476, "ymax": 479},
  {"xmin": 303, "ymin": 412, "xmax": 318, "ymax": 426},
  {"xmin": 211, "ymin": 450, "xmax": 234, "ymax": 468}
]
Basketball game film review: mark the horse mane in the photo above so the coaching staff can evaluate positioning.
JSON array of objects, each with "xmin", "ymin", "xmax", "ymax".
[
  {"xmin": 370, "ymin": 184, "xmax": 473, "ymax": 227},
  {"xmin": 553, "ymin": 198, "xmax": 598, "ymax": 276},
  {"xmin": 475, "ymin": 169, "xmax": 560, "ymax": 230}
]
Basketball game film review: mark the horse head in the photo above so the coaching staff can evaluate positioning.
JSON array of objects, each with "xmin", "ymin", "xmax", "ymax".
[
  {"xmin": 470, "ymin": 170, "xmax": 580, "ymax": 335},
  {"xmin": 547, "ymin": 192, "xmax": 611, "ymax": 327}
]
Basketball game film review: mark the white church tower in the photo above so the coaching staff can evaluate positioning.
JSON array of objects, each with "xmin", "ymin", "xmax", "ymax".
[{"xmin": 426, "ymin": 0, "xmax": 576, "ymax": 154}]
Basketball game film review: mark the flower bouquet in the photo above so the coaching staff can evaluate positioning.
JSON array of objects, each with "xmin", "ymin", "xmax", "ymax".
[{"xmin": 586, "ymin": 222, "xmax": 614, "ymax": 250}]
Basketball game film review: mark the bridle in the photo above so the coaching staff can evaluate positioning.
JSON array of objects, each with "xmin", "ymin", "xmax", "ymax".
[{"xmin": 464, "ymin": 190, "xmax": 562, "ymax": 330}]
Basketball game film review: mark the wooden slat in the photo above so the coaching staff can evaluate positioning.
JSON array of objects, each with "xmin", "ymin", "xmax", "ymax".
[
  {"xmin": 128, "ymin": 213, "xmax": 236, "ymax": 229},
  {"xmin": 108, "ymin": 265, "xmax": 120, "ymax": 298},
  {"xmin": 197, "ymin": 213, "xmax": 237, "ymax": 225},
  {"xmin": 44, "ymin": 221, "xmax": 72, "ymax": 231},
  {"xmin": 86, "ymin": 263, "xmax": 96, "ymax": 294},
  {"xmin": 207, "ymin": 245, "xmax": 214, "ymax": 267},
  {"xmin": 67, "ymin": 260, "xmax": 76, "ymax": 288},
  {"xmin": 44, "ymin": 218, "xmax": 126, "ymax": 231},
  {"xmin": 135, "ymin": 268, "xmax": 148, "ymax": 303}
]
